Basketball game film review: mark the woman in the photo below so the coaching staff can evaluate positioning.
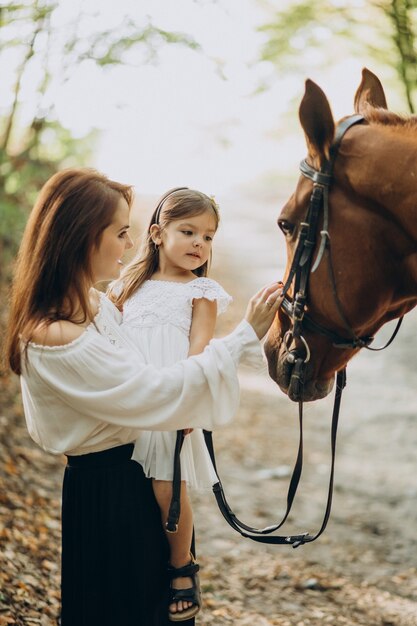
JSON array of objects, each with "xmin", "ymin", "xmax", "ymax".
[{"xmin": 5, "ymin": 168, "xmax": 283, "ymax": 626}]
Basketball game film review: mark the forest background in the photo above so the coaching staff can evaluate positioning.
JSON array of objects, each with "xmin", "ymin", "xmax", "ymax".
[{"xmin": 1, "ymin": 1, "xmax": 417, "ymax": 624}]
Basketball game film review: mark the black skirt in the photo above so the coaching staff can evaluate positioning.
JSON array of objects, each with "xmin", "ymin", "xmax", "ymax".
[{"xmin": 61, "ymin": 443, "xmax": 195, "ymax": 626}]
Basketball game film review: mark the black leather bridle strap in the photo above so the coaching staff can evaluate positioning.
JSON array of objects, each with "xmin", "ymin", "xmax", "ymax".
[
  {"xmin": 202, "ymin": 397, "xmax": 305, "ymax": 536},
  {"xmin": 322, "ymin": 233, "xmax": 404, "ymax": 350},
  {"xmin": 285, "ymin": 208, "xmax": 404, "ymax": 350},
  {"xmin": 282, "ymin": 113, "xmax": 403, "ymax": 352},
  {"xmin": 165, "ymin": 429, "xmax": 185, "ymax": 533},
  {"xmin": 168, "ymin": 423, "xmax": 305, "ymax": 539},
  {"xmin": 201, "ymin": 368, "xmax": 346, "ymax": 547},
  {"xmin": 281, "ymin": 115, "xmax": 368, "ymax": 346},
  {"xmin": 365, "ymin": 317, "xmax": 403, "ymax": 350}
]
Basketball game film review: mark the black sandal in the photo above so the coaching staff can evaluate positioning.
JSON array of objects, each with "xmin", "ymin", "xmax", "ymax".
[{"xmin": 167, "ymin": 555, "xmax": 201, "ymax": 622}]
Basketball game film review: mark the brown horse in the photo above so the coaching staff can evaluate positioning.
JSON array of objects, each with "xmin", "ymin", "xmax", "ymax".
[{"xmin": 264, "ymin": 69, "xmax": 417, "ymax": 402}]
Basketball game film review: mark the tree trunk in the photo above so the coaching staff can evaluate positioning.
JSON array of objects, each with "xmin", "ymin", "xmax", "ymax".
[
  {"xmin": 388, "ymin": 0, "xmax": 417, "ymax": 113},
  {"xmin": 1, "ymin": 2, "xmax": 44, "ymax": 153}
]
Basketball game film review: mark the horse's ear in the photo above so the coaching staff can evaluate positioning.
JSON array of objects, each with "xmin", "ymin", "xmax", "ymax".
[
  {"xmin": 299, "ymin": 79, "xmax": 335, "ymax": 165},
  {"xmin": 354, "ymin": 68, "xmax": 388, "ymax": 113}
]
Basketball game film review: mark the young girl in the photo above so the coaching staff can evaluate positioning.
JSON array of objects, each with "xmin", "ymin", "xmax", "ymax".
[{"xmin": 110, "ymin": 188, "xmax": 230, "ymax": 622}]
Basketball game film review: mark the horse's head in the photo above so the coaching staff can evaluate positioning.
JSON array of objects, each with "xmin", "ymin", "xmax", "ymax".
[{"xmin": 265, "ymin": 69, "xmax": 417, "ymax": 402}]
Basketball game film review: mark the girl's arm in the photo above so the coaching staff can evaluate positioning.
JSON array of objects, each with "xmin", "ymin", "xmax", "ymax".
[
  {"xmin": 184, "ymin": 298, "xmax": 217, "ymax": 434},
  {"xmin": 188, "ymin": 298, "xmax": 217, "ymax": 356}
]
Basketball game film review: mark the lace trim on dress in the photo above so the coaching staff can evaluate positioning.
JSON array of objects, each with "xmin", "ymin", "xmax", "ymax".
[
  {"xmin": 122, "ymin": 278, "xmax": 232, "ymax": 334},
  {"xmin": 187, "ymin": 278, "xmax": 232, "ymax": 314}
]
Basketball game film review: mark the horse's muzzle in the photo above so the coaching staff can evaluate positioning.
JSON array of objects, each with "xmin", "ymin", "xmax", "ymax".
[{"xmin": 264, "ymin": 339, "xmax": 334, "ymax": 402}]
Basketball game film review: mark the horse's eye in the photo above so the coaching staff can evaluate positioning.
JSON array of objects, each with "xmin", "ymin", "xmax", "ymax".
[{"xmin": 278, "ymin": 219, "xmax": 294, "ymax": 236}]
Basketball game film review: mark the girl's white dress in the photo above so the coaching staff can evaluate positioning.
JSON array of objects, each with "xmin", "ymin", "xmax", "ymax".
[{"xmin": 122, "ymin": 277, "xmax": 232, "ymax": 491}]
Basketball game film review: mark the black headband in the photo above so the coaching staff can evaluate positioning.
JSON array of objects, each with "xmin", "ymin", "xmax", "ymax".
[{"xmin": 153, "ymin": 187, "xmax": 189, "ymax": 225}]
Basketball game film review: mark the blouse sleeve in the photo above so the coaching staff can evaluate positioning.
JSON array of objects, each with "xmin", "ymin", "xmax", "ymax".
[
  {"xmin": 189, "ymin": 278, "xmax": 232, "ymax": 314},
  {"xmin": 24, "ymin": 319, "xmax": 261, "ymax": 433}
]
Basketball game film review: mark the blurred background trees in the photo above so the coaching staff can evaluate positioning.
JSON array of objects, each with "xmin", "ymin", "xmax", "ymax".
[
  {"xmin": 1, "ymin": 0, "xmax": 416, "ymax": 274},
  {"xmin": 2, "ymin": 7, "xmax": 417, "ymax": 625},
  {"xmin": 388, "ymin": 0, "xmax": 417, "ymax": 112},
  {"xmin": 0, "ymin": 0, "xmax": 199, "ymax": 271},
  {"xmin": 259, "ymin": 0, "xmax": 417, "ymax": 112}
]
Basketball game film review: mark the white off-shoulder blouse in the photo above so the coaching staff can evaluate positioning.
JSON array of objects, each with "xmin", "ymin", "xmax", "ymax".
[{"xmin": 20, "ymin": 292, "xmax": 262, "ymax": 457}]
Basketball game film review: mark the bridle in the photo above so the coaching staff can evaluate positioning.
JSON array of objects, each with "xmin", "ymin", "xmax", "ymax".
[
  {"xmin": 166, "ymin": 115, "xmax": 403, "ymax": 548},
  {"xmin": 280, "ymin": 114, "xmax": 402, "ymax": 401}
]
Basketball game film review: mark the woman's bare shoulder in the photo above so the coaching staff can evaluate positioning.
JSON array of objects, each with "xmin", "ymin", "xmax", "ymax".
[
  {"xmin": 30, "ymin": 320, "xmax": 86, "ymax": 347},
  {"xmin": 29, "ymin": 291, "xmax": 101, "ymax": 347}
]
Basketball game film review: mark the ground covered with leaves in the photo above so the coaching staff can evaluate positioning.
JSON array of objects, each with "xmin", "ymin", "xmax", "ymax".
[
  {"xmin": 1, "ymin": 195, "xmax": 417, "ymax": 625},
  {"xmin": 1, "ymin": 385, "xmax": 416, "ymax": 626}
]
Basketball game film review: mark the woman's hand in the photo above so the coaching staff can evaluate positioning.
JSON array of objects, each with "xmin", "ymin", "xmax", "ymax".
[{"xmin": 245, "ymin": 282, "xmax": 284, "ymax": 340}]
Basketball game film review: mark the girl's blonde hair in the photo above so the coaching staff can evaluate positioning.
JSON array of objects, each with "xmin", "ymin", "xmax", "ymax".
[{"xmin": 109, "ymin": 187, "xmax": 219, "ymax": 308}]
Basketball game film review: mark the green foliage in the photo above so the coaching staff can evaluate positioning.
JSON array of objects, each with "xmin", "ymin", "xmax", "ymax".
[
  {"xmin": 0, "ymin": 121, "xmax": 98, "ymax": 275},
  {"xmin": 259, "ymin": 0, "xmax": 417, "ymax": 111},
  {"xmin": 0, "ymin": 0, "xmax": 201, "ymax": 272},
  {"xmin": 259, "ymin": 1, "xmax": 368, "ymax": 70},
  {"xmin": 260, "ymin": 2, "xmax": 353, "ymax": 68},
  {"xmin": 384, "ymin": 0, "xmax": 417, "ymax": 111},
  {"xmin": 81, "ymin": 21, "xmax": 200, "ymax": 67}
]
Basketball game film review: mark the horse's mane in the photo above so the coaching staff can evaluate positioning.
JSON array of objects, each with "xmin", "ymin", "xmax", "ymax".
[{"xmin": 363, "ymin": 107, "xmax": 417, "ymax": 129}]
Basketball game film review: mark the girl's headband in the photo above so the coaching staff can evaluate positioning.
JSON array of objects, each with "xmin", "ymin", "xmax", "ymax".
[{"xmin": 153, "ymin": 187, "xmax": 189, "ymax": 225}]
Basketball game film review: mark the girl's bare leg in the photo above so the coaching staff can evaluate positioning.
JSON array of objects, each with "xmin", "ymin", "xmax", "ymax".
[{"xmin": 152, "ymin": 479, "xmax": 194, "ymax": 615}]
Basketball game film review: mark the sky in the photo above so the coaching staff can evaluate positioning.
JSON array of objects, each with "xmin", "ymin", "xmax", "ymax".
[
  {"xmin": 55, "ymin": 0, "xmax": 301, "ymax": 193},
  {"xmin": 2, "ymin": 0, "xmax": 396, "ymax": 195}
]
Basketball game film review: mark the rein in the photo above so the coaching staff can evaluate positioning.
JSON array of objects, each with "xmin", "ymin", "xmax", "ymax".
[
  {"xmin": 167, "ymin": 372, "xmax": 345, "ymax": 548},
  {"xmin": 167, "ymin": 114, "xmax": 403, "ymax": 547}
]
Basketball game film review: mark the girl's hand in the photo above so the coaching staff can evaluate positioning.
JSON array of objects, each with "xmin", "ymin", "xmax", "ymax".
[{"xmin": 244, "ymin": 282, "xmax": 284, "ymax": 340}]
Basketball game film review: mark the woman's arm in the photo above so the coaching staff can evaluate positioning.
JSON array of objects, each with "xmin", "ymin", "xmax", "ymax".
[{"xmin": 26, "ymin": 284, "xmax": 284, "ymax": 434}]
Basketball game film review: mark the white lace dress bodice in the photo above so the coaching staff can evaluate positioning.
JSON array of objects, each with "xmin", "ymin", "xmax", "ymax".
[{"xmin": 122, "ymin": 277, "xmax": 232, "ymax": 490}]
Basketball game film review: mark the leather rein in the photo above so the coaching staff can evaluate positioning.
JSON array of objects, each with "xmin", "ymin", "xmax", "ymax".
[{"xmin": 167, "ymin": 114, "xmax": 403, "ymax": 547}]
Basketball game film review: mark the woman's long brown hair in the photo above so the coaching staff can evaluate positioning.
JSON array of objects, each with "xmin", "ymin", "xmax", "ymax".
[
  {"xmin": 108, "ymin": 188, "xmax": 219, "ymax": 309},
  {"xmin": 5, "ymin": 168, "xmax": 133, "ymax": 374}
]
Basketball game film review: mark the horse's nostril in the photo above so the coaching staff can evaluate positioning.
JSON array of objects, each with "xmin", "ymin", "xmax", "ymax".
[{"xmin": 286, "ymin": 352, "xmax": 297, "ymax": 364}]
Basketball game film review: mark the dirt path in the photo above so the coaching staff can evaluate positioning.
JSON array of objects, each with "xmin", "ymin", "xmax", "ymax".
[{"xmin": 1, "ymin": 191, "xmax": 416, "ymax": 625}]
